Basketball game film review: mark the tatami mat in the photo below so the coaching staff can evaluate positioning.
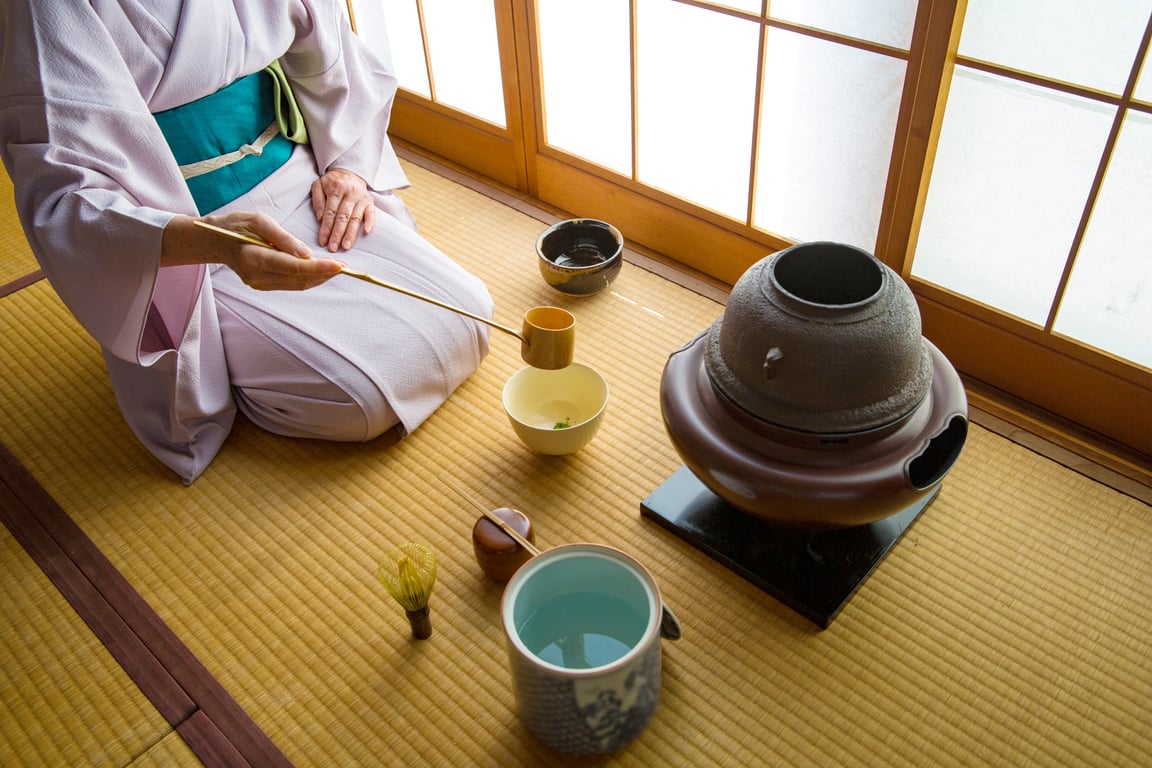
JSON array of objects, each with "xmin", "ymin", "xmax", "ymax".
[
  {"xmin": 1, "ymin": 154, "xmax": 1150, "ymax": 766},
  {"xmin": 0, "ymin": 169, "xmax": 41, "ymax": 289}
]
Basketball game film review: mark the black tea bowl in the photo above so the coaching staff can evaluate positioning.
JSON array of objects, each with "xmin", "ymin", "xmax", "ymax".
[{"xmin": 536, "ymin": 218, "xmax": 624, "ymax": 296}]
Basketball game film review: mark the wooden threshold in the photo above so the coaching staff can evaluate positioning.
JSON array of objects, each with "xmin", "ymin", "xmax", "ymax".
[{"xmin": 963, "ymin": 377, "xmax": 1152, "ymax": 505}]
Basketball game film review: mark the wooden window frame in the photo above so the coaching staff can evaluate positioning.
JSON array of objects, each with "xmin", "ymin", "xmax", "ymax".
[{"xmin": 364, "ymin": 0, "xmax": 1152, "ymax": 463}]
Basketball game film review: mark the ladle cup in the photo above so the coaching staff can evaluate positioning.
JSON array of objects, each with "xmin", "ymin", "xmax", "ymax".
[
  {"xmin": 193, "ymin": 220, "xmax": 576, "ymax": 369},
  {"xmin": 519, "ymin": 306, "xmax": 575, "ymax": 370}
]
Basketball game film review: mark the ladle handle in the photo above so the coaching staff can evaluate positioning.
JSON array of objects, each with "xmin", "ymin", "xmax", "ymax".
[
  {"xmin": 191, "ymin": 220, "xmax": 526, "ymax": 342},
  {"xmin": 339, "ymin": 267, "xmax": 526, "ymax": 342},
  {"xmin": 480, "ymin": 508, "xmax": 542, "ymax": 557}
]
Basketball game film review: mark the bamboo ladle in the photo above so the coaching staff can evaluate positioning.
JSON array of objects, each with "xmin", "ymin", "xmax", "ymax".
[{"xmin": 193, "ymin": 220, "xmax": 575, "ymax": 369}]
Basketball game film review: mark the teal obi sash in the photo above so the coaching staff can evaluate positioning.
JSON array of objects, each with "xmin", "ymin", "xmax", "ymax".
[{"xmin": 154, "ymin": 64, "xmax": 306, "ymax": 214}]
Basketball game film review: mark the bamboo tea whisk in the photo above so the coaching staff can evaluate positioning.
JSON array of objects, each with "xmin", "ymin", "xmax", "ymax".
[{"xmin": 377, "ymin": 543, "xmax": 437, "ymax": 639}]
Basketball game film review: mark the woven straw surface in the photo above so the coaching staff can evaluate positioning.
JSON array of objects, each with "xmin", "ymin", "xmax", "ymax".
[
  {"xmin": 0, "ymin": 168, "xmax": 39, "ymax": 286},
  {"xmin": 1, "ymin": 156, "xmax": 1150, "ymax": 766}
]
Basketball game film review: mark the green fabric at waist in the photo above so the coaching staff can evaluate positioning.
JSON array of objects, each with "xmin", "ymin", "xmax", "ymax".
[{"xmin": 153, "ymin": 68, "xmax": 297, "ymax": 214}]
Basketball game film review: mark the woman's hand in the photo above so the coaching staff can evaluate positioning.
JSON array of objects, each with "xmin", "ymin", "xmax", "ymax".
[
  {"xmin": 311, "ymin": 167, "xmax": 376, "ymax": 252},
  {"xmin": 162, "ymin": 212, "xmax": 345, "ymax": 291}
]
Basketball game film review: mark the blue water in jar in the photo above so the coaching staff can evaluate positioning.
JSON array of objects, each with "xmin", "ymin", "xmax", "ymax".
[{"xmin": 518, "ymin": 591, "xmax": 645, "ymax": 669}]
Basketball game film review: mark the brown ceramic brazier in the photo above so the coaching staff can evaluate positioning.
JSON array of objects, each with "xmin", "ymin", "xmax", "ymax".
[{"xmin": 660, "ymin": 242, "xmax": 968, "ymax": 528}]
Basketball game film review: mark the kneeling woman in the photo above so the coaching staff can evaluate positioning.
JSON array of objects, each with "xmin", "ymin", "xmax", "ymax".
[{"xmin": 0, "ymin": 1, "xmax": 492, "ymax": 483}]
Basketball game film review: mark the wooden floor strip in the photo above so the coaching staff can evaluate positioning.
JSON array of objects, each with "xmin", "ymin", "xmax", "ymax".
[
  {"xmin": 0, "ymin": 269, "xmax": 43, "ymax": 299},
  {"xmin": 0, "ymin": 441, "xmax": 292, "ymax": 767},
  {"xmin": 176, "ymin": 711, "xmax": 252, "ymax": 768},
  {"xmin": 0, "ymin": 468, "xmax": 195, "ymax": 724}
]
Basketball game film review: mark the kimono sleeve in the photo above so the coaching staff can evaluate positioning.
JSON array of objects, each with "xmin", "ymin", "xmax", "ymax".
[{"xmin": 279, "ymin": 0, "xmax": 409, "ymax": 193}]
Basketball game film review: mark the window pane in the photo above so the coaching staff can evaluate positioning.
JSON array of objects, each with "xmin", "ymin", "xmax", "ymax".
[
  {"xmin": 912, "ymin": 69, "xmax": 1114, "ymax": 324},
  {"xmin": 958, "ymin": 0, "xmax": 1152, "ymax": 94},
  {"xmin": 538, "ymin": 0, "xmax": 631, "ymax": 174},
  {"xmin": 376, "ymin": 0, "xmax": 430, "ymax": 97},
  {"xmin": 422, "ymin": 0, "xmax": 506, "ymax": 126},
  {"xmin": 636, "ymin": 0, "xmax": 759, "ymax": 218},
  {"xmin": 769, "ymin": 0, "xmax": 917, "ymax": 49},
  {"xmin": 753, "ymin": 30, "xmax": 904, "ymax": 249},
  {"xmin": 1054, "ymin": 111, "xmax": 1152, "ymax": 367}
]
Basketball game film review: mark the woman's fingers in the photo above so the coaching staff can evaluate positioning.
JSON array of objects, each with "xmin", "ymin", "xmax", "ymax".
[
  {"xmin": 199, "ymin": 211, "xmax": 345, "ymax": 291},
  {"xmin": 237, "ymin": 245, "xmax": 345, "ymax": 291},
  {"xmin": 209, "ymin": 211, "xmax": 312, "ymax": 259},
  {"xmin": 312, "ymin": 169, "xmax": 373, "ymax": 252}
]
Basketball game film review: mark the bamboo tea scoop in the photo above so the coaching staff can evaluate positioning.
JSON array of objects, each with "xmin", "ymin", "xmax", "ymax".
[
  {"xmin": 193, "ymin": 220, "xmax": 575, "ymax": 369},
  {"xmin": 446, "ymin": 482, "xmax": 683, "ymax": 641}
]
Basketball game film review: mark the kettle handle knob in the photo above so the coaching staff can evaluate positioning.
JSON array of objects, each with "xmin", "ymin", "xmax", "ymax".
[{"xmin": 763, "ymin": 346, "xmax": 784, "ymax": 379}]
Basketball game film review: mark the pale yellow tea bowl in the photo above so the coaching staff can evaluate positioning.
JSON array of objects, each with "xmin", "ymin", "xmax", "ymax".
[{"xmin": 502, "ymin": 363, "xmax": 609, "ymax": 455}]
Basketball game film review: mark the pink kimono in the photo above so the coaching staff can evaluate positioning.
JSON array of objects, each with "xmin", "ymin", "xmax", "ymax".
[{"xmin": 0, "ymin": 1, "xmax": 492, "ymax": 482}]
